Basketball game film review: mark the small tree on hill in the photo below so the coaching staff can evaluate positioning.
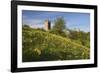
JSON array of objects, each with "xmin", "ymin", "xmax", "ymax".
[
  {"xmin": 52, "ymin": 17, "xmax": 66, "ymax": 37},
  {"xmin": 53, "ymin": 17, "xmax": 65, "ymax": 32}
]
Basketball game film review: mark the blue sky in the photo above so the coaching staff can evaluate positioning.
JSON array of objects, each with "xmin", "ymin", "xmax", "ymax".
[{"xmin": 22, "ymin": 10, "xmax": 90, "ymax": 32}]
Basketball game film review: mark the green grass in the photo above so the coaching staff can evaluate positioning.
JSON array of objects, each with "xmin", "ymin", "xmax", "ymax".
[{"xmin": 22, "ymin": 28, "xmax": 90, "ymax": 62}]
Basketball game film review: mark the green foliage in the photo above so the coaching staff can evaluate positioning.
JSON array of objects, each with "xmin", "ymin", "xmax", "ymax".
[
  {"xmin": 53, "ymin": 17, "xmax": 65, "ymax": 31},
  {"xmin": 49, "ymin": 30, "xmax": 67, "ymax": 37},
  {"xmin": 68, "ymin": 30, "xmax": 90, "ymax": 48},
  {"xmin": 51, "ymin": 17, "xmax": 66, "ymax": 37},
  {"xmin": 22, "ymin": 27, "xmax": 90, "ymax": 62}
]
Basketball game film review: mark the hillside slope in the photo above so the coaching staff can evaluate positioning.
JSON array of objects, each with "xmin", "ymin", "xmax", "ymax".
[{"xmin": 22, "ymin": 28, "xmax": 90, "ymax": 62}]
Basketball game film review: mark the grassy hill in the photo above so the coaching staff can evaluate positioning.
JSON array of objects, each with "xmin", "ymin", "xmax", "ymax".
[{"xmin": 22, "ymin": 28, "xmax": 90, "ymax": 62}]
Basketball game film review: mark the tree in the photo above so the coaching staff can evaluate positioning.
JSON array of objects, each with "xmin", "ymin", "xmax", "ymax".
[
  {"xmin": 23, "ymin": 24, "xmax": 30, "ymax": 28},
  {"xmin": 51, "ymin": 17, "xmax": 66, "ymax": 37},
  {"xmin": 53, "ymin": 17, "xmax": 65, "ymax": 32},
  {"xmin": 68, "ymin": 30, "xmax": 90, "ymax": 48}
]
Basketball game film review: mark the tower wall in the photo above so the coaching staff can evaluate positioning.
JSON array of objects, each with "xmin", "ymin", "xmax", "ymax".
[{"xmin": 44, "ymin": 20, "xmax": 51, "ymax": 31}]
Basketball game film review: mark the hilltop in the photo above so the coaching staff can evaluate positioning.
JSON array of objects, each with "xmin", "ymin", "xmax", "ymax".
[{"xmin": 22, "ymin": 27, "xmax": 90, "ymax": 62}]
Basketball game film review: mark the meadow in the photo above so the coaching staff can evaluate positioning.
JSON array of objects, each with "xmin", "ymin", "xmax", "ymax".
[{"xmin": 22, "ymin": 25, "xmax": 90, "ymax": 62}]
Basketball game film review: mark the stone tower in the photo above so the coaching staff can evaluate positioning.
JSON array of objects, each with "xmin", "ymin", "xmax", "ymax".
[{"xmin": 44, "ymin": 20, "xmax": 51, "ymax": 31}]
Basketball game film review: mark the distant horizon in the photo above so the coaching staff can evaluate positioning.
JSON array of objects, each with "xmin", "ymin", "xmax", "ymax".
[{"xmin": 22, "ymin": 10, "xmax": 90, "ymax": 32}]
